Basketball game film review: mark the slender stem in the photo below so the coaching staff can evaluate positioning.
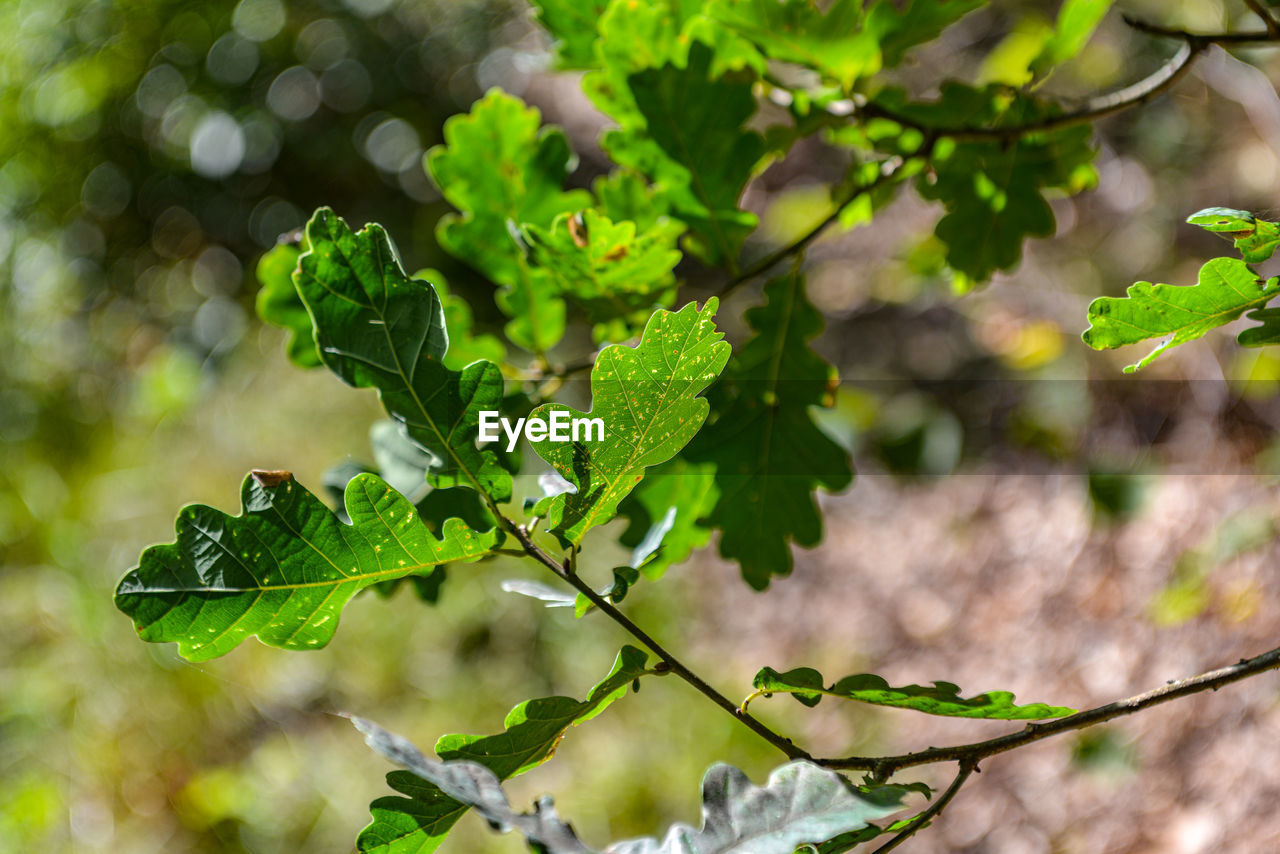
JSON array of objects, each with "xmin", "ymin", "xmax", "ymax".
[
  {"xmin": 720, "ymin": 153, "xmax": 917, "ymax": 295},
  {"xmin": 857, "ymin": 36, "xmax": 1203, "ymax": 142},
  {"xmin": 870, "ymin": 761, "xmax": 975, "ymax": 854},
  {"xmin": 820, "ymin": 643, "xmax": 1280, "ymax": 776},
  {"xmin": 508, "ymin": 524, "xmax": 810, "ymax": 761},
  {"xmin": 1124, "ymin": 16, "xmax": 1280, "ymax": 44},
  {"xmin": 1244, "ymin": 0, "xmax": 1280, "ymax": 37}
]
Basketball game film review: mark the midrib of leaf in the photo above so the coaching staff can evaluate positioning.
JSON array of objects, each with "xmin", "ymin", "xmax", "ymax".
[
  {"xmin": 570, "ymin": 316, "xmax": 704, "ymax": 537},
  {"xmin": 740, "ymin": 272, "xmax": 799, "ymax": 535},
  {"xmin": 313, "ymin": 232, "xmax": 498, "ymax": 511},
  {"xmin": 644, "ymin": 82, "xmax": 740, "ymax": 271}
]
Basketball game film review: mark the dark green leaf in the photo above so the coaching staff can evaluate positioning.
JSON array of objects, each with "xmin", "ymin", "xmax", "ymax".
[
  {"xmin": 871, "ymin": 0, "xmax": 987, "ymax": 68},
  {"xmin": 1239, "ymin": 307, "xmax": 1280, "ymax": 347},
  {"xmin": 1082, "ymin": 257, "xmax": 1280, "ymax": 372},
  {"xmin": 114, "ymin": 472, "xmax": 497, "ymax": 661},
  {"xmin": 255, "ymin": 241, "xmax": 321, "ymax": 368},
  {"xmin": 295, "ymin": 207, "xmax": 512, "ymax": 503},
  {"xmin": 355, "ymin": 647, "xmax": 649, "ymax": 853},
  {"xmin": 751, "ymin": 667, "xmax": 1075, "ymax": 719},
  {"xmin": 528, "ymin": 299, "xmax": 731, "ymax": 546},
  {"xmin": 687, "ymin": 272, "xmax": 852, "ymax": 589},
  {"xmin": 425, "ymin": 90, "xmax": 592, "ymax": 354},
  {"xmin": 601, "ymin": 43, "xmax": 765, "ymax": 266},
  {"xmin": 422, "ymin": 271, "xmax": 508, "ymax": 370}
]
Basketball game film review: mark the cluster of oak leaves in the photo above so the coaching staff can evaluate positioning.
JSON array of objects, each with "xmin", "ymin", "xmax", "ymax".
[{"xmin": 111, "ymin": 0, "xmax": 1280, "ymax": 851}]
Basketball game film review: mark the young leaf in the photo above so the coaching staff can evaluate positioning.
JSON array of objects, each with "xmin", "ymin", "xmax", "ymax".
[
  {"xmin": 356, "ymin": 647, "xmax": 649, "ymax": 854},
  {"xmin": 523, "ymin": 209, "xmax": 683, "ymax": 332},
  {"xmin": 530, "ymin": 0, "xmax": 609, "ymax": 69},
  {"xmin": 255, "ymin": 240, "xmax": 320, "ymax": 368},
  {"xmin": 1187, "ymin": 207, "xmax": 1280, "ymax": 264},
  {"xmin": 1028, "ymin": 0, "xmax": 1113, "ymax": 79},
  {"xmin": 114, "ymin": 472, "xmax": 497, "ymax": 661},
  {"xmin": 751, "ymin": 667, "xmax": 1076, "ymax": 719},
  {"xmin": 425, "ymin": 90, "xmax": 592, "ymax": 354},
  {"xmin": 295, "ymin": 207, "xmax": 512, "ymax": 503},
  {"xmin": 420, "ymin": 270, "xmax": 507, "ymax": 370},
  {"xmin": 526, "ymin": 299, "xmax": 731, "ymax": 547},
  {"xmin": 1082, "ymin": 257, "xmax": 1280, "ymax": 372},
  {"xmin": 355, "ymin": 713, "xmax": 909, "ymax": 854},
  {"xmin": 601, "ymin": 43, "xmax": 765, "ymax": 267},
  {"xmin": 687, "ymin": 273, "xmax": 852, "ymax": 589}
]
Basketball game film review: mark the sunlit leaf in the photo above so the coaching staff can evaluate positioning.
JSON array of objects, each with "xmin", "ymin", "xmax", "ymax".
[
  {"xmin": 114, "ymin": 472, "xmax": 497, "ymax": 661},
  {"xmin": 425, "ymin": 90, "xmax": 592, "ymax": 354},
  {"xmin": 255, "ymin": 240, "xmax": 320, "ymax": 368},
  {"xmin": 751, "ymin": 667, "xmax": 1076, "ymax": 719},
  {"xmin": 1187, "ymin": 207, "xmax": 1280, "ymax": 265},
  {"xmin": 1083, "ymin": 257, "xmax": 1280, "ymax": 372},
  {"xmin": 527, "ymin": 300, "xmax": 731, "ymax": 546}
]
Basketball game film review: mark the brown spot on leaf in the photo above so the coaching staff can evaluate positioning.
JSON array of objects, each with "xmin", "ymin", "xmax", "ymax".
[{"xmin": 251, "ymin": 469, "xmax": 294, "ymax": 488}]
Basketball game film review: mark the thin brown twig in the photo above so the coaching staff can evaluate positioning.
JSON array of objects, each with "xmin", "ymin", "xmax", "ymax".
[
  {"xmin": 719, "ymin": 152, "xmax": 918, "ymax": 295},
  {"xmin": 870, "ymin": 761, "xmax": 976, "ymax": 854},
  {"xmin": 507, "ymin": 524, "xmax": 811, "ymax": 761},
  {"xmin": 723, "ymin": 16, "xmax": 1280, "ymax": 295},
  {"xmin": 819, "ymin": 643, "xmax": 1280, "ymax": 776}
]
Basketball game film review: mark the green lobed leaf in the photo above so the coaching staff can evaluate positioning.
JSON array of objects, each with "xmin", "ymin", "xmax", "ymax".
[
  {"xmin": 523, "ymin": 209, "xmax": 683, "ymax": 334},
  {"xmin": 687, "ymin": 272, "xmax": 852, "ymax": 590},
  {"xmin": 530, "ymin": 0, "xmax": 610, "ymax": 68},
  {"xmin": 295, "ymin": 207, "xmax": 512, "ymax": 503},
  {"xmin": 1187, "ymin": 207, "xmax": 1280, "ymax": 265},
  {"xmin": 707, "ymin": 0, "xmax": 983, "ymax": 91},
  {"xmin": 355, "ymin": 713, "xmax": 910, "ymax": 854},
  {"xmin": 1028, "ymin": 0, "xmax": 1112, "ymax": 79},
  {"xmin": 752, "ymin": 667, "xmax": 1076, "ymax": 719},
  {"xmin": 114, "ymin": 471, "xmax": 497, "ymax": 661},
  {"xmin": 527, "ymin": 299, "xmax": 731, "ymax": 547},
  {"xmin": 356, "ymin": 647, "xmax": 649, "ymax": 854},
  {"xmin": 255, "ymin": 240, "xmax": 321, "ymax": 368},
  {"xmin": 425, "ymin": 90, "xmax": 592, "ymax": 354},
  {"xmin": 1083, "ymin": 257, "xmax": 1280, "ymax": 372},
  {"xmin": 601, "ymin": 42, "xmax": 765, "ymax": 267},
  {"xmin": 880, "ymin": 83, "xmax": 1096, "ymax": 282}
]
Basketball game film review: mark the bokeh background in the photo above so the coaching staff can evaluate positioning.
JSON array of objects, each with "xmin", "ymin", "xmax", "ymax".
[{"xmin": 6, "ymin": 0, "xmax": 1280, "ymax": 851}]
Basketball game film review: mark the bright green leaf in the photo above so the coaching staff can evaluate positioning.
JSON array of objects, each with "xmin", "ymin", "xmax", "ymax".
[
  {"xmin": 687, "ymin": 273, "xmax": 852, "ymax": 589},
  {"xmin": 530, "ymin": 0, "xmax": 609, "ymax": 68},
  {"xmin": 752, "ymin": 667, "xmax": 1076, "ymax": 719},
  {"xmin": 356, "ymin": 647, "xmax": 649, "ymax": 854},
  {"xmin": 255, "ymin": 241, "xmax": 321, "ymax": 368},
  {"xmin": 528, "ymin": 299, "xmax": 731, "ymax": 547},
  {"xmin": 114, "ymin": 472, "xmax": 497, "ymax": 661},
  {"xmin": 295, "ymin": 208, "xmax": 512, "ymax": 503},
  {"xmin": 1029, "ymin": 0, "xmax": 1112, "ymax": 79},
  {"xmin": 524, "ymin": 209, "xmax": 683, "ymax": 333},
  {"xmin": 1239, "ymin": 307, "xmax": 1280, "ymax": 347},
  {"xmin": 617, "ymin": 458, "xmax": 718, "ymax": 579},
  {"xmin": 425, "ymin": 90, "xmax": 592, "ymax": 354},
  {"xmin": 419, "ymin": 270, "xmax": 507, "ymax": 370},
  {"xmin": 1083, "ymin": 257, "xmax": 1280, "ymax": 372}
]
